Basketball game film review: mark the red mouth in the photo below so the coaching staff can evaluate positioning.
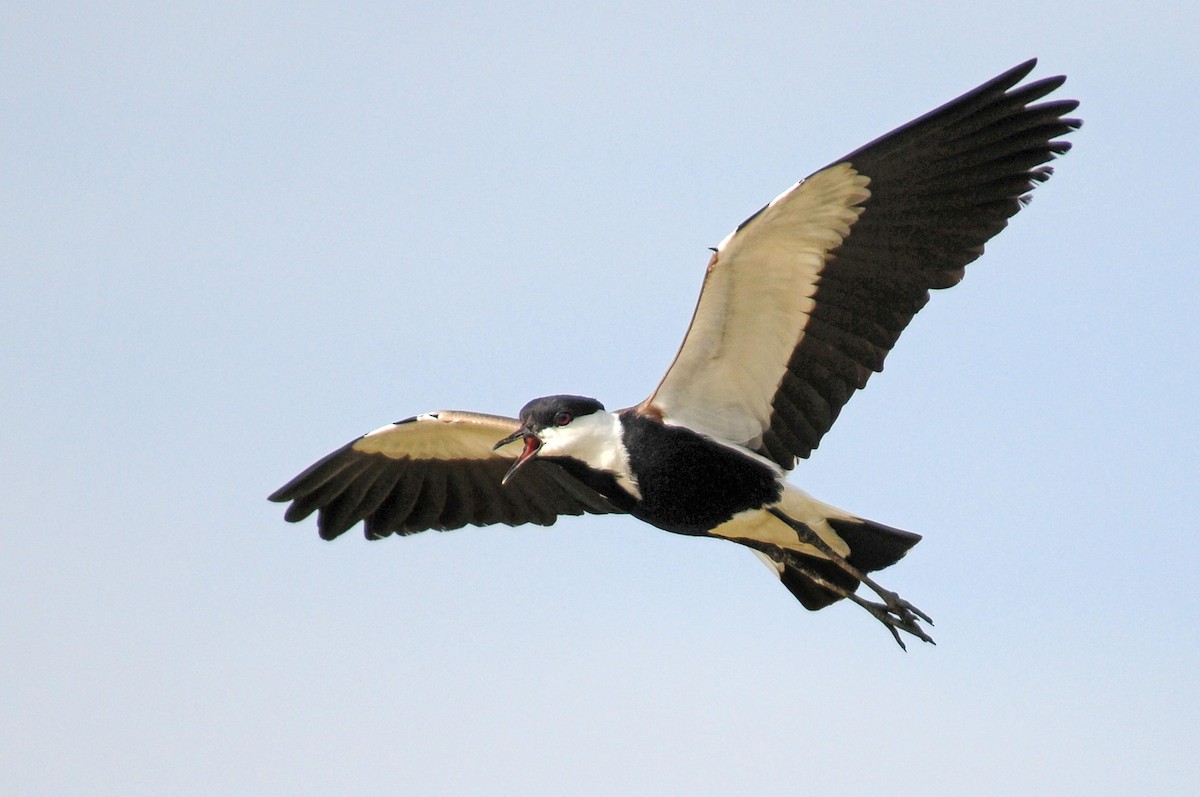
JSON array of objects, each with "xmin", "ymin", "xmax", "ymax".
[{"xmin": 501, "ymin": 435, "xmax": 541, "ymax": 485}]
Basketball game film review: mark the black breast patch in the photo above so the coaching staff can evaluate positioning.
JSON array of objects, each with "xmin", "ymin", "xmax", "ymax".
[{"xmin": 619, "ymin": 412, "xmax": 782, "ymax": 535}]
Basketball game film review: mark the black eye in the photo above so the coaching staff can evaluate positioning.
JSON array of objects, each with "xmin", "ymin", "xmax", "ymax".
[{"xmin": 554, "ymin": 412, "xmax": 572, "ymax": 426}]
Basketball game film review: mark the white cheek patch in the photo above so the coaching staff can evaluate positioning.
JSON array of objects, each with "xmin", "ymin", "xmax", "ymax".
[{"xmin": 539, "ymin": 412, "xmax": 642, "ymax": 500}]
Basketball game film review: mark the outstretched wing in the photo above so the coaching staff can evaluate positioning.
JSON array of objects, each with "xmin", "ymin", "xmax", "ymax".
[
  {"xmin": 269, "ymin": 410, "xmax": 622, "ymax": 540},
  {"xmin": 640, "ymin": 59, "xmax": 1080, "ymax": 468}
]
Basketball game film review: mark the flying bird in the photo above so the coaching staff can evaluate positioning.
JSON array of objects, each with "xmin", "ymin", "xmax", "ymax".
[{"xmin": 270, "ymin": 60, "xmax": 1079, "ymax": 648}]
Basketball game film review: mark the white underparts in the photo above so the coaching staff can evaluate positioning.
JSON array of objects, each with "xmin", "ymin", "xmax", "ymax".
[{"xmin": 708, "ymin": 484, "xmax": 855, "ymax": 559}]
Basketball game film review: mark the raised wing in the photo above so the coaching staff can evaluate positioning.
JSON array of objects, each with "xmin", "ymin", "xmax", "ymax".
[
  {"xmin": 269, "ymin": 410, "xmax": 622, "ymax": 540},
  {"xmin": 641, "ymin": 59, "xmax": 1080, "ymax": 468}
]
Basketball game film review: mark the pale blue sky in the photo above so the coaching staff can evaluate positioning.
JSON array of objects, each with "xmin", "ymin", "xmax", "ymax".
[{"xmin": 4, "ymin": 3, "xmax": 1198, "ymax": 795}]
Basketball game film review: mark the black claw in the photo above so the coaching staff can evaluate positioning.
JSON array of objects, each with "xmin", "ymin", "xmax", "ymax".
[{"xmin": 858, "ymin": 596, "xmax": 935, "ymax": 648}]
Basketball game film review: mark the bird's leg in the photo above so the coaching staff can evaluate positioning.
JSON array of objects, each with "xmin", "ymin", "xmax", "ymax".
[
  {"xmin": 777, "ymin": 553, "xmax": 931, "ymax": 649},
  {"xmin": 765, "ymin": 509, "xmax": 935, "ymax": 647}
]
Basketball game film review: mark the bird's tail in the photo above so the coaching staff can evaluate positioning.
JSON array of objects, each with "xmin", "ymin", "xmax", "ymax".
[
  {"xmin": 742, "ymin": 489, "xmax": 922, "ymax": 610},
  {"xmin": 763, "ymin": 515, "xmax": 921, "ymax": 609}
]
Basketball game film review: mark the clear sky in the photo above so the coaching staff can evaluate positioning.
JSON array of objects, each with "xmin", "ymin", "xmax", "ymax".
[{"xmin": 4, "ymin": 2, "xmax": 1198, "ymax": 795}]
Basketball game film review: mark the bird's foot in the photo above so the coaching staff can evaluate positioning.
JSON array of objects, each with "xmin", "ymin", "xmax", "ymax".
[
  {"xmin": 847, "ymin": 590, "xmax": 935, "ymax": 650},
  {"xmin": 763, "ymin": 509, "xmax": 934, "ymax": 648},
  {"xmin": 773, "ymin": 547, "xmax": 935, "ymax": 649}
]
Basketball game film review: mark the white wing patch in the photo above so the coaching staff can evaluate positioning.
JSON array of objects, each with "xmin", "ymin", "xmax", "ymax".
[
  {"xmin": 353, "ymin": 411, "xmax": 523, "ymax": 460},
  {"xmin": 648, "ymin": 163, "xmax": 870, "ymax": 449}
]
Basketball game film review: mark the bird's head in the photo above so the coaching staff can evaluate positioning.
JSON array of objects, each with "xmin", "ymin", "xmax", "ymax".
[{"xmin": 493, "ymin": 395, "xmax": 606, "ymax": 484}]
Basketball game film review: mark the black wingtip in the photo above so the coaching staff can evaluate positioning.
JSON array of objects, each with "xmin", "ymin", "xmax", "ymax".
[
  {"xmin": 973, "ymin": 58, "xmax": 1040, "ymax": 96},
  {"xmin": 1004, "ymin": 57, "xmax": 1039, "ymax": 83}
]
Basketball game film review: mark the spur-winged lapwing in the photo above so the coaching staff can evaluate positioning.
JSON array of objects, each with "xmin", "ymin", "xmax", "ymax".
[{"xmin": 271, "ymin": 60, "xmax": 1079, "ymax": 648}]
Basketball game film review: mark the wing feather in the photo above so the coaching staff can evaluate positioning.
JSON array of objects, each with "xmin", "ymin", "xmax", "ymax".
[
  {"xmin": 641, "ymin": 59, "xmax": 1079, "ymax": 466},
  {"xmin": 269, "ymin": 411, "xmax": 623, "ymax": 540}
]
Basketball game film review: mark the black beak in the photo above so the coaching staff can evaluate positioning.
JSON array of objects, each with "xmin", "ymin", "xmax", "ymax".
[
  {"xmin": 493, "ymin": 427, "xmax": 524, "ymax": 451},
  {"xmin": 495, "ymin": 426, "xmax": 541, "ymax": 485}
]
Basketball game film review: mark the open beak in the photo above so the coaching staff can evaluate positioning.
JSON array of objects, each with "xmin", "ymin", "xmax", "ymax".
[{"xmin": 495, "ymin": 428, "xmax": 541, "ymax": 485}]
